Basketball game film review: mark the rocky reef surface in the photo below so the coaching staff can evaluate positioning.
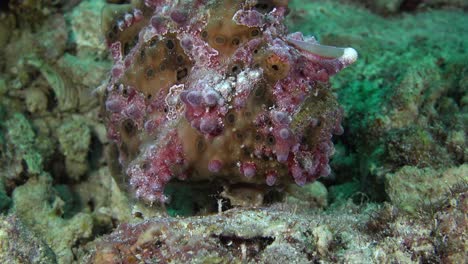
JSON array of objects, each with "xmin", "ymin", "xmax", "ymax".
[{"xmin": 0, "ymin": 0, "xmax": 466, "ymax": 263}]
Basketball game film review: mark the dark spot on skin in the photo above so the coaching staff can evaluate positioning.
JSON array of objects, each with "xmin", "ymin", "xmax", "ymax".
[
  {"xmin": 132, "ymin": 35, "xmax": 139, "ymax": 45},
  {"xmin": 124, "ymin": 35, "xmax": 139, "ymax": 56},
  {"xmin": 163, "ymin": 107, "xmax": 168, "ymax": 113},
  {"xmin": 147, "ymin": 94, "xmax": 152, "ymax": 100},
  {"xmin": 267, "ymin": 134, "xmax": 276, "ymax": 145},
  {"xmin": 264, "ymin": 116, "xmax": 272, "ymax": 126},
  {"xmin": 149, "ymin": 38, "xmax": 158, "ymax": 47},
  {"xmin": 253, "ymin": 49, "xmax": 258, "ymax": 54},
  {"xmin": 139, "ymin": 49, "xmax": 146, "ymax": 61},
  {"xmin": 254, "ymin": 86, "xmax": 265, "ymax": 98},
  {"xmin": 122, "ymin": 119, "xmax": 136, "ymax": 136},
  {"xmin": 235, "ymin": 132, "xmax": 244, "ymax": 141},
  {"xmin": 133, "ymin": 211, "xmax": 143, "ymax": 218},
  {"xmin": 255, "ymin": 3, "xmax": 269, "ymax": 9},
  {"xmin": 215, "ymin": 35, "xmax": 226, "ymax": 45},
  {"xmin": 254, "ymin": 2, "xmax": 273, "ymax": 13},
  {"xmin": 123, "ymin": 42, "xmax": 130, "ymax": 55},
  {"xmin": 231, "ymin": 37, "xmax": 240, "ymax": 46},
  {"xmin": 201, "ymin": 30, "xmax": 208, "ymax": 39},
  {"xmin": 141, "ymin": 161, "xmax": 149, "ymax": 170},
  {"xmin": 243, "ymin": 147, "xmax": 252, "ymax": 156},
  {"xmin": 107, "ymin": 31, "xmax": 116, "ymax": 40},
  {"xmin": 176, "ymin": 68, "xmax": 188, "ymax": 81},
  {"xmin": 255, "ymin": 133, "xmax": 263, "ymax": 142},
  {"xmin": 122, "ymin": 88, "xmax": 128, "ymax": 97},
  {"xmin": 231, "ymin": 65, "xmax": 240, "ymax": 75},
  {"xmin": 145, "ymin": 67, "xmax": 155, "ymax": 79},
  {"xmin": 166, "ymin": 39, "xmax": 175, "ymax": 50},
  {"xmin": 160, "ymin": 60, "xmax": 168, "ymax": 71},
  {"xmin": 226, "ymin": 112, "xmax": 236, "ymax": 124},
  {"xmin": 265, "ymin": 99, "xmax": 275, "ymax": 108},
  {"xmin": 197, "ymin": 137, "xmax": 206, "ymax": 152},
  {"xmin": 107, "ymin": 24, "xmax": 118, "ymax": 41},
  {"xmin": 272, "ymin": 65, "xmax": 279, "ymax": 71},
  {"xmin": 251, "ymin": 29, "xmax": 260, "ymax": 37},
  {"xmin": 120, "ymin": 143, "xmax": 128, "ymax": 155},
  {"xmin": 176, "ymin": 55, "xmax": 184, "ymax": 65}
]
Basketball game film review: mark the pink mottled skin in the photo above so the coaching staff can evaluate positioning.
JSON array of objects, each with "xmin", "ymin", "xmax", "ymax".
[{"xmin": 102, "ymin": 0, "xmax": 356, "ymax": 204}]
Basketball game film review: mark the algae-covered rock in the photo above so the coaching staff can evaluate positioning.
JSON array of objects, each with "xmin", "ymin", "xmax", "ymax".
[
  {"xmin": 0, "ymin": 215, "xmax": 57, "ymax": 263},
  {"xmin": 86, "ymin": 206, "xmax": 368, "ymax": 263},
  {"xmin": 68, "ymin": 0, "xmax": 108, "ymax": 57},
  {"xmin": 25, "ymin": 86, "xmax": 49, "ymax": 114},
  {"xmin": 312, "ymin": 225, "xmax": 333, "ymax": 256},
  {"xmin": 11, "ymin": 174, "xmax": 93, "ymax": 264},
  {"xmin": 73, "ymin": 167, "xmax": 134, "ymax": 225},
  {"xmin": 0, "ymin": 178, "xmax": 11, "ymax": 213},
  {"xmin": 285, "ymin": 181, "xmax": 329, "ymax": 209},
  {"xmin": 3, "ymin": 113, "xmax": 43, "ymax": 177},
  {"xmin": 328, "ymin": 180, "xmax": 361, "ymax": 205},
  {"xmin": 0, "ymin": 13, "xmax": 15, "ymax": 51},
  {"xmin": 57, "ymin": 118, "xmax": 91, "ymax": 180},
  {"xmin": 385, "ymin": 164, "xmax": 468, "ymax": 214}
]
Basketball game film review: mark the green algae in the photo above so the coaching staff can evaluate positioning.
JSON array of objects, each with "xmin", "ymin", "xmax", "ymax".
[
  {"xmin": 11, "ymin": 174, "xmax": 93, "ymax": 264},
  {"xmin": 4, "ymin": 113, "xmax": 43, "ymax": 176},
  {"xmin": 288, "ymin": 0, "xmax": 468, "ymax": 201}
]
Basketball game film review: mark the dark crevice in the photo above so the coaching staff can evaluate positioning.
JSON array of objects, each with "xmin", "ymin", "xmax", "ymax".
[
  {"xmin": 400, "ymin": 0, "xmax": 423, "ymax": 12},
  {"xmin": 0, "ymin": 0, "xmax": 9, "ymax": 11},
  {"xmin": 217, "ymin": 234, "xmax": 275, "ymax": 260},
  {"xmin": 164, "ymin": 181, "xmax": 224, "ymax": 217}
]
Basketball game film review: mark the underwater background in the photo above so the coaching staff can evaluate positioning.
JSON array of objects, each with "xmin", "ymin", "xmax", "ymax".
[{"xmin": 0, "ymin": 0, "xmax": 466, "ymax": 263}]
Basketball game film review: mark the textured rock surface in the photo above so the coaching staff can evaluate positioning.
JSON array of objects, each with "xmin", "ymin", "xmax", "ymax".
[
  {"xmin": 0, "ymin": 215, "xmax": 57, "ymax": 264},
  {"xmin": 11, "ymin": 175, "xmax": 94, "ymax": 263},
  {"xmin": 385, "ymin": 164, "xmax": 468, "ymax": 214},
  {"xmin": 57, "ymin": 118, "xmax": 91, "ymax": 180},
  {"xmin": 86, "ymin": 205, "xmax": 374, "ymax": 263}
]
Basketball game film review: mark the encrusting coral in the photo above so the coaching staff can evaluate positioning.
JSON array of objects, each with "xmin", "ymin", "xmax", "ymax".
[{"xmin": 102, "ymin": 0, "xmax": 357, "ymax": 204}]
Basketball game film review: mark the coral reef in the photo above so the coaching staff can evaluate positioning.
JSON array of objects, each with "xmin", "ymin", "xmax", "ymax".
[{"xmin": 102, "ymin": 0, "xmax": 357, "ymax": 204}]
